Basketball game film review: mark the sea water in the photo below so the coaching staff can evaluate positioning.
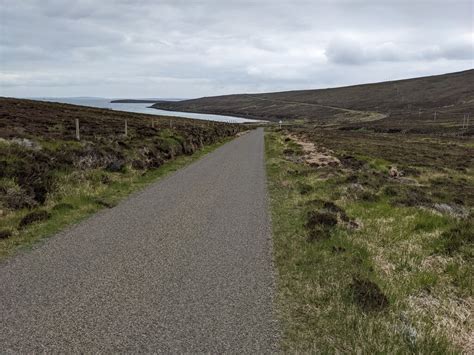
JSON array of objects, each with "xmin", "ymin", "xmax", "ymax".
[{"xmin": 34, "ymin": 97, "xmax": 258, "ymax": 123}]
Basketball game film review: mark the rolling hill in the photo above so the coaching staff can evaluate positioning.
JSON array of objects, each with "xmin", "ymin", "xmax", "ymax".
[{"xmin": 153, "ymin": 69, "xmax": 474, "ymax": 130}]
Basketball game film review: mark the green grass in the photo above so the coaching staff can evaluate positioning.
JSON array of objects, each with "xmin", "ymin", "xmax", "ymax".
[
  {"xmin": 0, "ymin": 138, "xmax": 231, "ymax": 259},
  {"xmin": 265, "ymin": 130, "xmax": 472, "ymax": 353}
]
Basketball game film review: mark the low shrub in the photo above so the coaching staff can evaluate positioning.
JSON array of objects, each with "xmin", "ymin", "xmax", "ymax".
[
  {"xmin": 392, "ymin": 186, "xmax": 432, "ymax": 207},
  {"xmin": 105, "ymin": 160, "xmax": 126, "ymax": 173},
  {"xmin": 131, "ymin": 159, "xmax": 147, "ymax": 170},
  {"xmin": 340, "ymin": 155, "xmax": 366, "ymax": 170},
  {"xmin": 1, "ymin": 187, "xmax": 38, "ymax": 210}
]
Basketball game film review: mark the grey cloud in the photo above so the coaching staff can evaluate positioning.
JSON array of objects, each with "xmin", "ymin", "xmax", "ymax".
[
  {"xmin": 433, "ymin": 40, "xmax": 474, "ymax": 61},
  {"xmin": 325, "ymin": 38, "xmax": 366, "ymax": 65},
  {"xmin": 325, "ymin": 36, "xmax": 473, "ymax": 65},
  {"xmin": 0, "ymin": 0, "xmax": 472, "ymax": 98}
]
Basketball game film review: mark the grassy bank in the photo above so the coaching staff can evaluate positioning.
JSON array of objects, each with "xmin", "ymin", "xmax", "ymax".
[
  {"xmin": 266, "ymin": 129, "xmax": 472, "ymax": 353},
  {"xmin": 0, "ymin": 137, "xmax": 232, "ymax": 259},
  {"xmin": 0, "ymin": 98, "xmax": 243, "ymax": 259}
]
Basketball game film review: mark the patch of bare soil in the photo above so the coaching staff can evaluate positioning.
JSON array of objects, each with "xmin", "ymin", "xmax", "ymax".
[{"xmin": 287, "ymin": 134, "xmax": 340, "ymax": 167}]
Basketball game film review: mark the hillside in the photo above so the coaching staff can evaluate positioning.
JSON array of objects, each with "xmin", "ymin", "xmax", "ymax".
[{"xmin": 153, "ymin": 69, "xmax": 474, "ymax": 131}]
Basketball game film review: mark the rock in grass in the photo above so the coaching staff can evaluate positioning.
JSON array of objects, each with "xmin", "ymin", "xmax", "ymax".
[
  {"xmin": 0, "ymin": 229, "xmax": 12, "ymax": 240},
  {"xmin": 19, "ymin": 210, "xmax": 50, "ymax": 229},
  {"xmin": 349, "ymin": 277, "xmax": 389, "ymax": 312}
]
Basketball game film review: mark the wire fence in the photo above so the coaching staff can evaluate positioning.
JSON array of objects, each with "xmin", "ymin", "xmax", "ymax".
[{"xmin": 70, "ymin": 115, "xmax": 243, "ymax": 141}]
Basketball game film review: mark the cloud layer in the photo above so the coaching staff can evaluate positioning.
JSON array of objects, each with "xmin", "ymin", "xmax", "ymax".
[{"xmin": 1, "ymin": 0, "xmax": 473, "ymax": 98}]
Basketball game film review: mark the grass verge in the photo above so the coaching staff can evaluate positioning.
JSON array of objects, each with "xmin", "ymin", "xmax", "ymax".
[
  {"xmin": 265, "ymin": 129, "xmax": 472, "ymax": 353},
  {"xmin": 0, "ymin": 138, "xmax": 231, "ymax": 259}
]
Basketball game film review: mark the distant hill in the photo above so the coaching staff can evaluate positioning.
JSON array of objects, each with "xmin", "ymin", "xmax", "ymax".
[
  {"xmin": 111, "ymin": 98, "xmax": 185, "ymax": 103},
  {"xmin": 152, "ymin": 69, "xmax": 474, "ymax": 126},
  {"xmin": 111, "ymin": 99, "xmax": 161, "ymax": 103}
]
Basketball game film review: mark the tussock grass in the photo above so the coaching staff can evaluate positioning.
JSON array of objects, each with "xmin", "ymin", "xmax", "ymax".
[{"xmin": 265, "ymin": 130, "xmax": 472, "ymax": 353}]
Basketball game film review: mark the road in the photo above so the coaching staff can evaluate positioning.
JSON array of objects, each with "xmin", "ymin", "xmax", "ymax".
[{"xmin": 0, "ymin": 128, "xmax": 279, "ymax": 353}]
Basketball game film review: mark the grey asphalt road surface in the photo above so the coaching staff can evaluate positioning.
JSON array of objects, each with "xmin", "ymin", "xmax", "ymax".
[{"xmin": 0, "ymin": 128, "xmax": 279, "ymax": 353}]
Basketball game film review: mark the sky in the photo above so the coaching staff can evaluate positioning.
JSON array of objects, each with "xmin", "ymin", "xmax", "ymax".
[{"xmin": 0, "ymin": 0, "xmax": 473, "ymax": 99}]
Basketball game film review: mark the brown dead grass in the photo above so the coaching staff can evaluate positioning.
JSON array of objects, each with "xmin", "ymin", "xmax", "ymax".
[
  {"xmin": 287, "ymin": 134, "xmax": 341, "ymax": 167},
  {"xmin": 407, "ymin": 293, "xmax": 473, "ymax": 352}
]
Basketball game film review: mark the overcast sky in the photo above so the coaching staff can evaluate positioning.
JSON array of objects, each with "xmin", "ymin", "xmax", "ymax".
[{"xmin": 0, "ymin": 0, "xmax": 473, "ymax": 98}]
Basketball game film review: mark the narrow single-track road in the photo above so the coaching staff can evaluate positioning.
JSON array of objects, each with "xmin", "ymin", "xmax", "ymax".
[{"xmin": 0, "ymin": 128, "xmax": 278, "ymax": 353}]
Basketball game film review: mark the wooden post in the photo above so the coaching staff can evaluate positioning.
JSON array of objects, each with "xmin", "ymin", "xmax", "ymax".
[
  {"xmin": 434, "ymin": 111, "xmax": 437, "ymax": 121},
  {"xmin": 124, "ymin": 120, "xmax": 128, "ymax": 136},
  {"xmin": 151, "ymin": 119, "xmax": 154, "ymax": 128},
  {"xmin": 75, "ymin": 118, "xmax": 80, "ymax": 140},
  {"xmin": 169, "ymin": 119, "xmax": 172, "ymax": 129}
]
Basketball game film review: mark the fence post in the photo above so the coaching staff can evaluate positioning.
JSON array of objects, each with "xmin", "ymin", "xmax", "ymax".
[
  {"xmin": 124, "ymin": 119, "xmax": 128, "ymax": 136},
  {"xmin": 75, "ymin": 118, "xmax": 80, "ymax": 140}
]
